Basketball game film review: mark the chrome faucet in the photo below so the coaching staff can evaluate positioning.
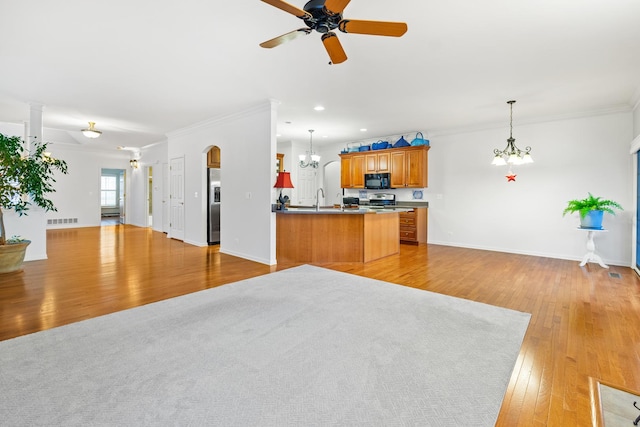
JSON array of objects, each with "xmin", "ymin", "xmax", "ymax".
[{"xmin": 316, "ymin": 187, "xmax": 325, "ymax": 211}]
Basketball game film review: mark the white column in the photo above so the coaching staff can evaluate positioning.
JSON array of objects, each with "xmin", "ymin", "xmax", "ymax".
[{"xmin": 28, "ymin": 103, "xmax": 44, "ymax": 146}]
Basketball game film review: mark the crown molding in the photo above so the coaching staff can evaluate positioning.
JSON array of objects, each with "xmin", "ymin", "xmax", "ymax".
[
  {"xmin": 166, "ymin": 99, "xmax": 278, "ymax": 140},
  {"xmin": 429, "ymin": 104, "xmax": 634, "ymax": 137}
]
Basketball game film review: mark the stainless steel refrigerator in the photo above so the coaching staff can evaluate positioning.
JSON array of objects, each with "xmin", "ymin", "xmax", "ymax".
[{"xmin": 207, "ymin": 168, "xmax": 220, "ymax": 244}]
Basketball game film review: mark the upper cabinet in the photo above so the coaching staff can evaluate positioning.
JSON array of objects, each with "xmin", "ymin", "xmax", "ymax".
[
  {"xmin": 340, "ymin": 156, "xmax": 352, "ymax": 188},
  {"xmin": 390, "ymin": 146, "xmax": 428, "ymax": 188},
  {"xmin": 207, "ymin": 146, "xmax": 221, "ymax": 168},
  {"xmin": 365, "ymin": 151, "xmax": 390, "ymax": 173},
  {"xmin": 351, "ymin": 154, "xmax": 365, "ymax": 188},
  {"xmin": 340, "ymin": 145, "xmax": 429, "ymax": 189}
]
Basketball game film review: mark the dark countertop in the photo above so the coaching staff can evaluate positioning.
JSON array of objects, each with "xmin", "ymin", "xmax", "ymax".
[
  {"xmin": 274, "ymin": 205, "xmax": 414, "ymax": 214},
  {"xmin": 395, "ymin": 201, "xmax": 429, "ymax": 208}
]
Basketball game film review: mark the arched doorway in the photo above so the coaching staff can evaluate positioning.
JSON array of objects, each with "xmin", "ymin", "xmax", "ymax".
[
  {"xmin": 207, "ymin": 146, "xmax": 221, "ymax": 244},
  {"xmin": 324, "ymin": 161, "xmax": 342, "ymax": 206}
]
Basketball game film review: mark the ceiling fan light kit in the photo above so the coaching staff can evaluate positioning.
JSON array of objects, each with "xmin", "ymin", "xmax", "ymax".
[{"xmin": 260, "ymin": 0, "xmax": 408, "ymax": 64}]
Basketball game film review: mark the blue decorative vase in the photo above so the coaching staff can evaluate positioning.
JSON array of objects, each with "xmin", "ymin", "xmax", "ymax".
[{"xmin": 580, "ymin": 210, "xmax": 604, "ymax": 229}]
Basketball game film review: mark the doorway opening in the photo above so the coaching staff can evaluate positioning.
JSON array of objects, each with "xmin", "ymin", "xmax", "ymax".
[
  {"xmin": 146, "ymin": 166, "xmax": 153, "ymax": 227},
  {"xmin": 100, "ymin": 168, "xmax": 126, "ymax": 226},
  {"xmin": 207, "ymin": 146, "xmax": 221, "ymax": 245}
]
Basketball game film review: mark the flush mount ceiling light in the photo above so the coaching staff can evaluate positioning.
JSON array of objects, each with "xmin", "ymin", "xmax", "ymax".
[
  {"xmin": 492, "ymin": 100, "xmax": 533, "ymax": 167},
  {"xmin": 81, "ymin": 121, "xmax": 102, "ymax": 139},
  {"xmin": 299, "ymin": 129, "xmax": 320, "ymax": 169}
]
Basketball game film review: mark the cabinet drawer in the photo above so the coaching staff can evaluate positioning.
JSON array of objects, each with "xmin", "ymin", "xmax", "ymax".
[
  {"xmin": 400, "ymin": 228, "xmax": 417, "ymax": 241},
  {"xmin": 399, "ymin": 209, "xmax": 416, "ymax": 217},
  {"xmin": 399, "ymin": 216, "xmax": 415, "ymax": 226}
]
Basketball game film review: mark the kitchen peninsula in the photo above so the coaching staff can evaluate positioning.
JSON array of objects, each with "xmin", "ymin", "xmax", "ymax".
[{"xmin": 275, "ymin": 208, "xmax": 406, "ymax": 263}]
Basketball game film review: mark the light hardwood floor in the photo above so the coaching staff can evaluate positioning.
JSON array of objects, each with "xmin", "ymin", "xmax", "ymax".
[{"xmin": 1, "ymin": 225, "xmax": 639, "ymax": 426}]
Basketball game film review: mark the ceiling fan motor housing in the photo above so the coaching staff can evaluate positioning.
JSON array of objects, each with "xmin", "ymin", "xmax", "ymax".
[{"xmin": 303, "ymin": 0, "xmax": 342, "ymax": 33}]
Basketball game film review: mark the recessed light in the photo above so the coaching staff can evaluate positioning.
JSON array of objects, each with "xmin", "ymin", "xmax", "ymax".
[
  {"xmin": 360, "ymin": 128, "xmax": 367, "ymax": 132},
  {"xmin": 323, "ymin": 135, "xmax": 328, "ymax": 138},
  {"xmin": 314, "ymin": 106, "xmax": 325, "ymax": 111}
]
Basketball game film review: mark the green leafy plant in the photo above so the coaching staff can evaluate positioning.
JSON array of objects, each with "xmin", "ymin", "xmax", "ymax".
[
  {"xmin": 562, "ymin": 193, "xmax": 623, "ymax": 218},
  {"xmin": 0, "ymin": 132, "xmax": 68, "ymax": 245}
]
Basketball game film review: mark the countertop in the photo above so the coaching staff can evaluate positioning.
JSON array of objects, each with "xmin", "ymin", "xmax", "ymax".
[
  {"xmin": 274, "ymin": 206, "xmax": 415, "ymax": 214},
  {"xmin": 358, "ymin": 201, "xmax": 429, "ymax": 208}
]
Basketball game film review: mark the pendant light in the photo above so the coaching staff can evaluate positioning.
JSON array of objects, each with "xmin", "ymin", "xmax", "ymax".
[
  {"xmin": 491, "ymin": 101, "xmax": 533, "ymax": 166},
  {"xmin": 299, "ymin": 129, "xmax": 320, "ymax": 168}
]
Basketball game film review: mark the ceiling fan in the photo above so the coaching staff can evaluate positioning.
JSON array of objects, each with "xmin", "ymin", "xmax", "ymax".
[{"xmin": 259, "ymin": 0, "xmax": 408, "ymax": 64}]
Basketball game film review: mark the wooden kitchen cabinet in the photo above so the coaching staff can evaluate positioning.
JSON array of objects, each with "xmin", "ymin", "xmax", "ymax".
[
  {"xmin": 399, "ymin": 208, "xmax": 427, "ymax": 244},
  {"xmin": 351, "ymin": 154, "xmax": 365, "ymax": 188},
  {"xmin": 390, "ymin": 146, "xmax": 429, "ymax": 188},
  {"xmin": 365, "ymin": 151, "xmax": 390, "ymax": 173},
  {"xmin": 341, "ymin": 154, "xmax": 365, "ymax": 188},
  {"xmin": 340, "ymin": 145, "xmax": 428, "ymax": 188},
  {"xmin": 390, "ymin": 151, "xmax": 406, "ymax": 188},
  {"xmin": 340, "ymin": 156, "xmax": 352, "ymax": 188}
]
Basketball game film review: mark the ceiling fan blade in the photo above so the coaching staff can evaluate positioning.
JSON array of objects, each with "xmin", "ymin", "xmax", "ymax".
[
  {"xmin": 321, "ymin": 32, "xmax": 348, "ymax": 64},
  {"xmin": 338, "ymin": 19, "xmax": 408, "ymax": 37},
  {"xmin": 260, "ymin": 28, "xmax": 312, "ymax": 48},
  {"xmin": 324, "ymin": 0, "xmax": 351, "ymax": 14},
  {"xmin": 260, "ymin": 0, "xmax": 312, "ymax": 19}
]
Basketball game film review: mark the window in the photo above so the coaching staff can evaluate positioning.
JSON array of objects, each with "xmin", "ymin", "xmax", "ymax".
[{"xmin": 101, "ymin": 175, "xmax": 117, "ymax": 207}]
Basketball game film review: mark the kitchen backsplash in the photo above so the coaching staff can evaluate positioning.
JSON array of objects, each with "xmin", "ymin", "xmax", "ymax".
[{"xmin": 345, "ymin": 187, "xmax": 428, "ymax": 202}]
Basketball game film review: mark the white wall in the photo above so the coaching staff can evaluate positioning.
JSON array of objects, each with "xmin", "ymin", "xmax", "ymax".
[
  {"xmin": 45, "ymin": 144, "xmax": 131, "ymax": 228},
  {"xmin": 427, "ymin": 111, "xmax": 633, "ymax": 266},
  {"xmin": 4, "ymin": 105, "xmax": 635, "ymax": 266},
  {"xmin": 166, "ymin": 100, "xmax": 277, "ymax": 265},
  {"xmin": 0, "ymin": 122, "xmax": 132, "ymax": 260}
]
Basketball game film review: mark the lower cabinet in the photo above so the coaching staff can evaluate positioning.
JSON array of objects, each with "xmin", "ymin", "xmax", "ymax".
[{"xmin": 399, "ymin": 208, "xmax": 427, "ymax": 244}]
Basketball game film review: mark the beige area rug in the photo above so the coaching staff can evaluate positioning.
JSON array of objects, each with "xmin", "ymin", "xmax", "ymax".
[{"xmin": 592, "ymin": 378, "xmax": 640, "ymax": 426}]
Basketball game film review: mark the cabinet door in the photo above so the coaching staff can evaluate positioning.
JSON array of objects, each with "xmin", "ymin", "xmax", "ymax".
[
  {"xmin": 340, "ymin": 156, "xmax": 352, "ymax": 188},
  {"xmin": 377, "ymin": 152, "xmax": 390, "ymax": 172},
  {"xmin": 365, "ymin": 153, "xmax": 378, "ymax": 173},
  {"xmin": 405, "ymin": 148, "xmax": 427, "ymax": 188},
  {"xmin": 351, "ymin": 155, "xmax": 365, "ymax": 188},
  {"xmin": 390, "ymin": 151, "xmax": 406, "ymax": 188}
]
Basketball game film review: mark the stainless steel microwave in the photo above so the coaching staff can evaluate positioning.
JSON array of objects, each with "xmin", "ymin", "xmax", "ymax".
[{"xmin": 364, "ymin": 173, "xmax": 391, "ymax": 189}]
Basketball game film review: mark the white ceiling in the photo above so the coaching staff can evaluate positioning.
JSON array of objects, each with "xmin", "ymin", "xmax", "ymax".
[{"xmin": 1, "ymin": 0, "xmax": 639, "ymax": 150}]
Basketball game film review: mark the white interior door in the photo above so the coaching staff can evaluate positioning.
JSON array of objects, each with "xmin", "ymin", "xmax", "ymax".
[
  {"xmin": 297, "ymin": 168, "xmax": 317, "ymax": 205},
  {"xmin": 146, "ymin": 166, "xmax": 153, "ymax": 227},
  {"xmin": 170, "ymin": 157, "xmax": 185, "ymax": 240},
  {"xmin": 162, "ymin": 162, "xmax": 169, "ymax": 233}
]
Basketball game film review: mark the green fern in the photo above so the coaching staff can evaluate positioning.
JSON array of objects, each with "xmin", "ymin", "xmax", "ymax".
[{"xmin": 562, "ymin": 193, "xmax": 623, "ymax": 218}]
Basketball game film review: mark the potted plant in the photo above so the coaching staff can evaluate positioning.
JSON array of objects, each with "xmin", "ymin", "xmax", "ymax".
[
  {"xmin": 562, "ymin": 193, "xmax": 623, "ymax": 229},
  {"xmin": 0, "ymin": 132, "xmax": 68, "ymax": 273}
]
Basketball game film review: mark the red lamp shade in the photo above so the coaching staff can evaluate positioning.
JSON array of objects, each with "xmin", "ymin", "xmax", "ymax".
[{"xmin": 273, "ymin": 171, "xmax": 294, "ymax": 189}]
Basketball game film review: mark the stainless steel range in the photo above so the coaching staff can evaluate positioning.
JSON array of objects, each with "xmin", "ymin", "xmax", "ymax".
[{"xmin": 368, "ymin": 193, "xmax": 396, "ymax": 208}]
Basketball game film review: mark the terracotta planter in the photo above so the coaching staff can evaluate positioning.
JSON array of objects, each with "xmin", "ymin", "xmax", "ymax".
[{"xmin": 0, "ymin": 240, "xmax": 31, "ymax": 274}]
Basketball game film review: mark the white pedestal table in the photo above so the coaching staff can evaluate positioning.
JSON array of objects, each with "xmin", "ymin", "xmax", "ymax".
[{"xmin": 578, "ymin": 227, "xmax": 608, "ymax": 268}]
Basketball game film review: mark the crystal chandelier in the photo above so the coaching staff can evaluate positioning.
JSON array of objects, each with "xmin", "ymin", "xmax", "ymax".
[
  {"xmin": 299, "ymin": 129, "xmax": 320, "ymax": 169},
  {"xmin": 491, "ymin": 100, "xmax": 533, "ymax": 166}
]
